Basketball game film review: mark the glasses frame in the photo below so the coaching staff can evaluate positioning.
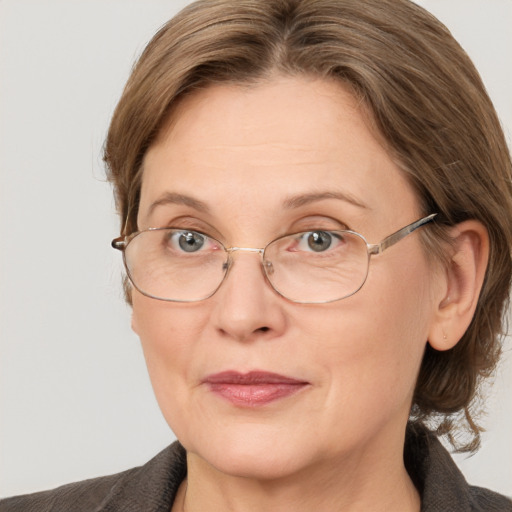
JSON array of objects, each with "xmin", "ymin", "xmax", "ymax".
[{"xmin": 111, "ymin": 213, "xmax": 437, "ymax": 304}]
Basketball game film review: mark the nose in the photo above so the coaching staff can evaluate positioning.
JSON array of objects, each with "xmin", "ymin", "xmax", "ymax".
[{"xmin": 211, "ymin": 249, "xmax": 287, "ymax": 342}]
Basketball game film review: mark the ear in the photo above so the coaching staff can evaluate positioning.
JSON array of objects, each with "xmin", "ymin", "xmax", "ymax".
[{"xmin": 428, "ymin": 220, "xmax": 489, "ymax": 351}]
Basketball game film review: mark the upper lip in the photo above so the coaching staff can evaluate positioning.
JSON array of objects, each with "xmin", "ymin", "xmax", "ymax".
[{"xmin": 203, "ymin": 370, "xmax": 308, "ymax": 385}]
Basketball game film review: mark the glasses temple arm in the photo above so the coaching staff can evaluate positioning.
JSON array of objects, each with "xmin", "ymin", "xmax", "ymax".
[{"xmin": 367, "ymin": 213, "xmax": 437, "ymax": 256}]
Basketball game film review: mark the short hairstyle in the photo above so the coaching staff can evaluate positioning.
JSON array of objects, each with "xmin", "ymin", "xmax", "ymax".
[{"xmin": 104, "ymin": 0, "xmax": 512, "ymax": 451}]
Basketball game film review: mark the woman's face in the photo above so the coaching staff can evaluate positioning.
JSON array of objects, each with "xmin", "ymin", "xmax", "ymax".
[{"xmin": 133, "ymin": 76, "xmax": 443, "ymax": 479}]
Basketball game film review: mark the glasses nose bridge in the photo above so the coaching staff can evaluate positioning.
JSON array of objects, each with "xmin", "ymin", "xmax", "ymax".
[
  {"xmin": 226, "ymin": 246, "xmax": 265, "ymax": 256},
  {"xmin": 223, "ymin": 246, "xmax": 272, "ymax": 278}
]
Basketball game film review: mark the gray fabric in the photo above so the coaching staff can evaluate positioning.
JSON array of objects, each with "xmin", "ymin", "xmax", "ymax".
[
  {"xmin": 1, "ymin": 427, "xmax": 510, "ymax": 511},
  {"xmin": 0, "ymin": 443, "xmax": 187, "ymax": 512},
  {"xmin": 404, "ymin": 425, "xmax": 512, "ymax": 511}
]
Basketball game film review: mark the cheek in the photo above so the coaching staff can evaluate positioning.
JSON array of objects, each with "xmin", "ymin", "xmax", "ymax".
[
  {"xmin": 131, "ymin": 294, "xmax": 208, "ymax": 409},
  {"xmin": 304, "ymin": 254, "xmax": 434, "ymax": 427},
  {"xmin": 133, "ymin": 293, "xmax": 206, "ymax": 349},
  {"xmin": 377, "ymin": 263, "xmax": 433, "ymax": 381},
  {"xmin": 361, "ymin": 255, "xmax": 432, "ymax": 372}
]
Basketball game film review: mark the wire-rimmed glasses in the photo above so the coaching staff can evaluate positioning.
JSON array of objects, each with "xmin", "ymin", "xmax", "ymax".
[{"xmin": 111, "ymin": 213, "xmax": 436, "ymax": 304}]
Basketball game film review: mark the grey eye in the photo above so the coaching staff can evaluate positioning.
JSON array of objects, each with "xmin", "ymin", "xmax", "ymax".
[
  {"xmin": 174, "ymin": 231, "xmax": 206, "ymax": 253},
  {"xmin": 306, "ymin": 231, "xmax": 333, "ymax": 252}
]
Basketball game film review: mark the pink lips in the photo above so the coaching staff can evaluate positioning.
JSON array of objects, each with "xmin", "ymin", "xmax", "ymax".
[{"xmin": 203, "ymin": 371, "xmax": 309, "ymax": 407}]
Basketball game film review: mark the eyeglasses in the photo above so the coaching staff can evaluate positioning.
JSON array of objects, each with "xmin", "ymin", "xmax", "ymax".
[{"xmin": 111, "ymin": 213, "xmax": 436, "ymax": 304}]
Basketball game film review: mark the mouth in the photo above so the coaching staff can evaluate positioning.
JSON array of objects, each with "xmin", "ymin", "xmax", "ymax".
[{"xmin": 202, "ymin": 371, "xmax": 310, "ymax": 407}]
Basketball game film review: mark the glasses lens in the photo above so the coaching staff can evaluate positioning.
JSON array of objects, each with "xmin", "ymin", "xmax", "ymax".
[
  {"xmin": 124, "ymin": 229, "xmax": 227, "ymax": 302},
  {"xmin": 264, "ymin": 230, "xmax": 369, "ymax": 303}
]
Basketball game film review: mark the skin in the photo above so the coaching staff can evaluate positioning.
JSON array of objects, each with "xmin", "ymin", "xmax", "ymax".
[{"xmin": 131, "ymin": 76, "xmax": 487, "ymax": 512}]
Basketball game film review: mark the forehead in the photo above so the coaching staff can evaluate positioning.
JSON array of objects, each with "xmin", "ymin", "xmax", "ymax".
[
  {"xmin": 139, "ymin": 76, "xmax": 418, "ymax": 233},
  {"xmin": 151, "ymin": 76, "xmax": 375, "ymax": 169}
]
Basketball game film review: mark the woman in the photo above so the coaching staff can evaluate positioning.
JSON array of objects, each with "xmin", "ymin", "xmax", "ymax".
[{"xmin": 2, "ymin": 0, "xmax": 511, "ymax": 510}]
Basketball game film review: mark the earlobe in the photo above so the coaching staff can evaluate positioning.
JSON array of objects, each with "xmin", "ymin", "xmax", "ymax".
[{"xmin": 428, "ymin": 220, "xmax": 489, "ymax": 351}]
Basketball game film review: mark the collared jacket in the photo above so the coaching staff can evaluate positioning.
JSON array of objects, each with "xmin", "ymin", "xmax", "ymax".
[{"xmin": 1, "ymin": 426, "xmax": 511, "ymax": 511}]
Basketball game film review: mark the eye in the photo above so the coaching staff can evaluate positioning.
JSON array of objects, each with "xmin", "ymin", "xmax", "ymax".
[
  {"xmin": 168, "ymin": 230, "xmax": 208, "ymax": 253},
  {"xmin": 296, "ymin": 231, "xmax": 342, "ymax": 252}
]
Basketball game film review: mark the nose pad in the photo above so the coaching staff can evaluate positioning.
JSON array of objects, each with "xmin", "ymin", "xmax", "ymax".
[{"xmin": 264, "ymin": 259, "xmax": 274, "ymax": 276}]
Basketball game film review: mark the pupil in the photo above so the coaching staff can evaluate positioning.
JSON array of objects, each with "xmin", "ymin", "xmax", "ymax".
[
  {"xmin": 308, "ymin": 231, "xmax": 331, "ymax": 252},
  {"xmin": 179, "ymin": 232, "xmax": 204, "ymax": 252}
]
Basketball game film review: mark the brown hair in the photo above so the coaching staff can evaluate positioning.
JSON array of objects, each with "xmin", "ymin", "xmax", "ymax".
[{"xmin": 104, "ymin": 0, "xmax": 512, "ymax": 451}]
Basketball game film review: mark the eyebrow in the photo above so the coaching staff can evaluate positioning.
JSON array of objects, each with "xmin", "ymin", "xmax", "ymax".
[
  {"xmin": 147, "ymin": 189, "xmax": 369, "ymax": 218},
  {"xmin": 283, "ymin": 191, "xmax": 370, "ymax": 210},
  {"xmin": 147, "ymin": 192, "xmax": 211, "ymax": 216}
]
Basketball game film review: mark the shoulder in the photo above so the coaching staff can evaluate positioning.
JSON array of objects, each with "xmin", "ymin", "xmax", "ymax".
[
  {"xmin": 405, "ymin": 424, "xmax": 512, "ymax": 512},
  {"xmin": 0, "ymin": 441, "xmax": 187, "ymax": 512},
  {"xmin": 0, "ymin": 470, "xmax": 133, "ymax": 512},
  {"xmin": 467, "ymin": 486, "xmax": 512, "ymax": 512}
]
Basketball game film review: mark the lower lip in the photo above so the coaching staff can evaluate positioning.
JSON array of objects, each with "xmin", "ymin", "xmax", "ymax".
[{"xmin": 207, "ymin": 383, "xmax": 308, "ymax": 407}]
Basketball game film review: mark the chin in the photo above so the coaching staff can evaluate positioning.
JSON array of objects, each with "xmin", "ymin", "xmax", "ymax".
[
  {"xmin": 198, "ymin": 448, "xmax": 310, "ymax": 481},
  {"xmin": 180, "ymin": 422, "xmax": 318, "ymax": 481}
]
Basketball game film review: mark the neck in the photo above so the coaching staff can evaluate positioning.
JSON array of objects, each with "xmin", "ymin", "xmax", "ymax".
[{"xmin": 174, "ymin": 431, "xmax": 420, "ymax": 512}]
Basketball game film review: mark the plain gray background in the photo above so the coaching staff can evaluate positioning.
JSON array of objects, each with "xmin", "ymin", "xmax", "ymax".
[{"xmin": 1, "ymin": 0, "xmax": 511, "ymax": 498}]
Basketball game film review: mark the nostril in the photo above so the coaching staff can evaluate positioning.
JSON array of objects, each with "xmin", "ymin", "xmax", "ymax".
[{"xmin": 258, "ymin": 326, "xmax": 270, "ymax": 333}]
